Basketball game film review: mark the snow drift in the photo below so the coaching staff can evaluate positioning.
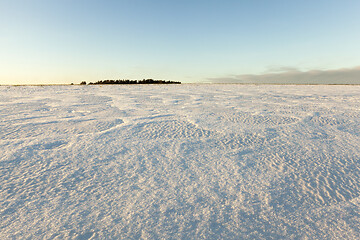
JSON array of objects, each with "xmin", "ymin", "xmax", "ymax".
[{"xmin": 1, "ymin": 84, "xmax": 360, "ymax": 239}]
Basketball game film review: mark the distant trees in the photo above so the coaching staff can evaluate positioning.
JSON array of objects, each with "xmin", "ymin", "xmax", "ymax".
[
  {"xmin": 86, "ymin": 79, "xmax": 181, "ymax": 85},
  {"xmin": 80, "ymin": 81, "xmax": 87, "ymax": 85}
]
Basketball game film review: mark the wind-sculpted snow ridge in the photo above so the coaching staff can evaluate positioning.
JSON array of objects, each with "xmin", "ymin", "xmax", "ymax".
[{"xmin": 1, "ymin": 84, "xmax": 360, "ymax": 239}]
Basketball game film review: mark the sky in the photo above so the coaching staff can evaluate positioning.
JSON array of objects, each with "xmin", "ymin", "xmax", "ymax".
[{"xmin": 1, "ymin": 0, "xmax": 360, "ymax": 84}]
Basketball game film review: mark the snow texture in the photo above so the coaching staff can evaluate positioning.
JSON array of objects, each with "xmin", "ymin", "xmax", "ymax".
[{"xmin": 1, "ymin": 84, "xmax": 360, "ymax": 239}]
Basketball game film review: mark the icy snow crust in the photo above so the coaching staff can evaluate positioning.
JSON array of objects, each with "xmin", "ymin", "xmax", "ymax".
[{"xmin": 1, "ymin": 84, "xmax": 360, "ymax": 239}]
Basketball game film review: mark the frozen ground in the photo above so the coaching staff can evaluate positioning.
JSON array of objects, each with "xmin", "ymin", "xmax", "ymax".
[{"xmin": 1, "ymin": 84, "xmax": 360, "ymax": 239}]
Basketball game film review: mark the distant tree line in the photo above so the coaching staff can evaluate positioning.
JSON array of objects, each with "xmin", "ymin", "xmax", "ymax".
[{"xmin": 80, "ymin": 79, "xmax": 181, "ymax": 85}]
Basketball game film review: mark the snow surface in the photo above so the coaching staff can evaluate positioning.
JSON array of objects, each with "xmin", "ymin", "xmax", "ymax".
[{"xmin": 1, "ymin": 84, "xmax": 360, "ymax": 239}]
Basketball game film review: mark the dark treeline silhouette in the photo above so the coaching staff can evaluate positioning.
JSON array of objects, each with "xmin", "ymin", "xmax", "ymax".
[{"xmin": 87, "ymin": 79, "xmax": 181, "ymax": 85}]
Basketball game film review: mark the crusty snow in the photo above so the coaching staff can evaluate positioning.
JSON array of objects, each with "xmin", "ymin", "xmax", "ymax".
[{"xmin": 1, "ymin": 84, "xmax": 360, "ymax": 239}]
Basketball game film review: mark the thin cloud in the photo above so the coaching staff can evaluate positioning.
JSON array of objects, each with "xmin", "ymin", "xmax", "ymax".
[
  {"xmin": 265, "ymin": 66, "xmax": 301, "ymax": 73},
  {"xmin": 209, "ymin": 66, "xmax": 360, "ymax": 84}
]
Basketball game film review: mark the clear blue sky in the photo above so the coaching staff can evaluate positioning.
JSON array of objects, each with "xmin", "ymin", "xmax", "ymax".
[{"xmin": 1, "ymin": 0, "xmax": 360, "ymax": 84}]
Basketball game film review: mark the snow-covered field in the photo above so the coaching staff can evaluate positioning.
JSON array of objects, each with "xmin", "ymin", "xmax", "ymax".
[{"xmin": 1, "ymin": 84, "xmax": 360, "ymax": 239}]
